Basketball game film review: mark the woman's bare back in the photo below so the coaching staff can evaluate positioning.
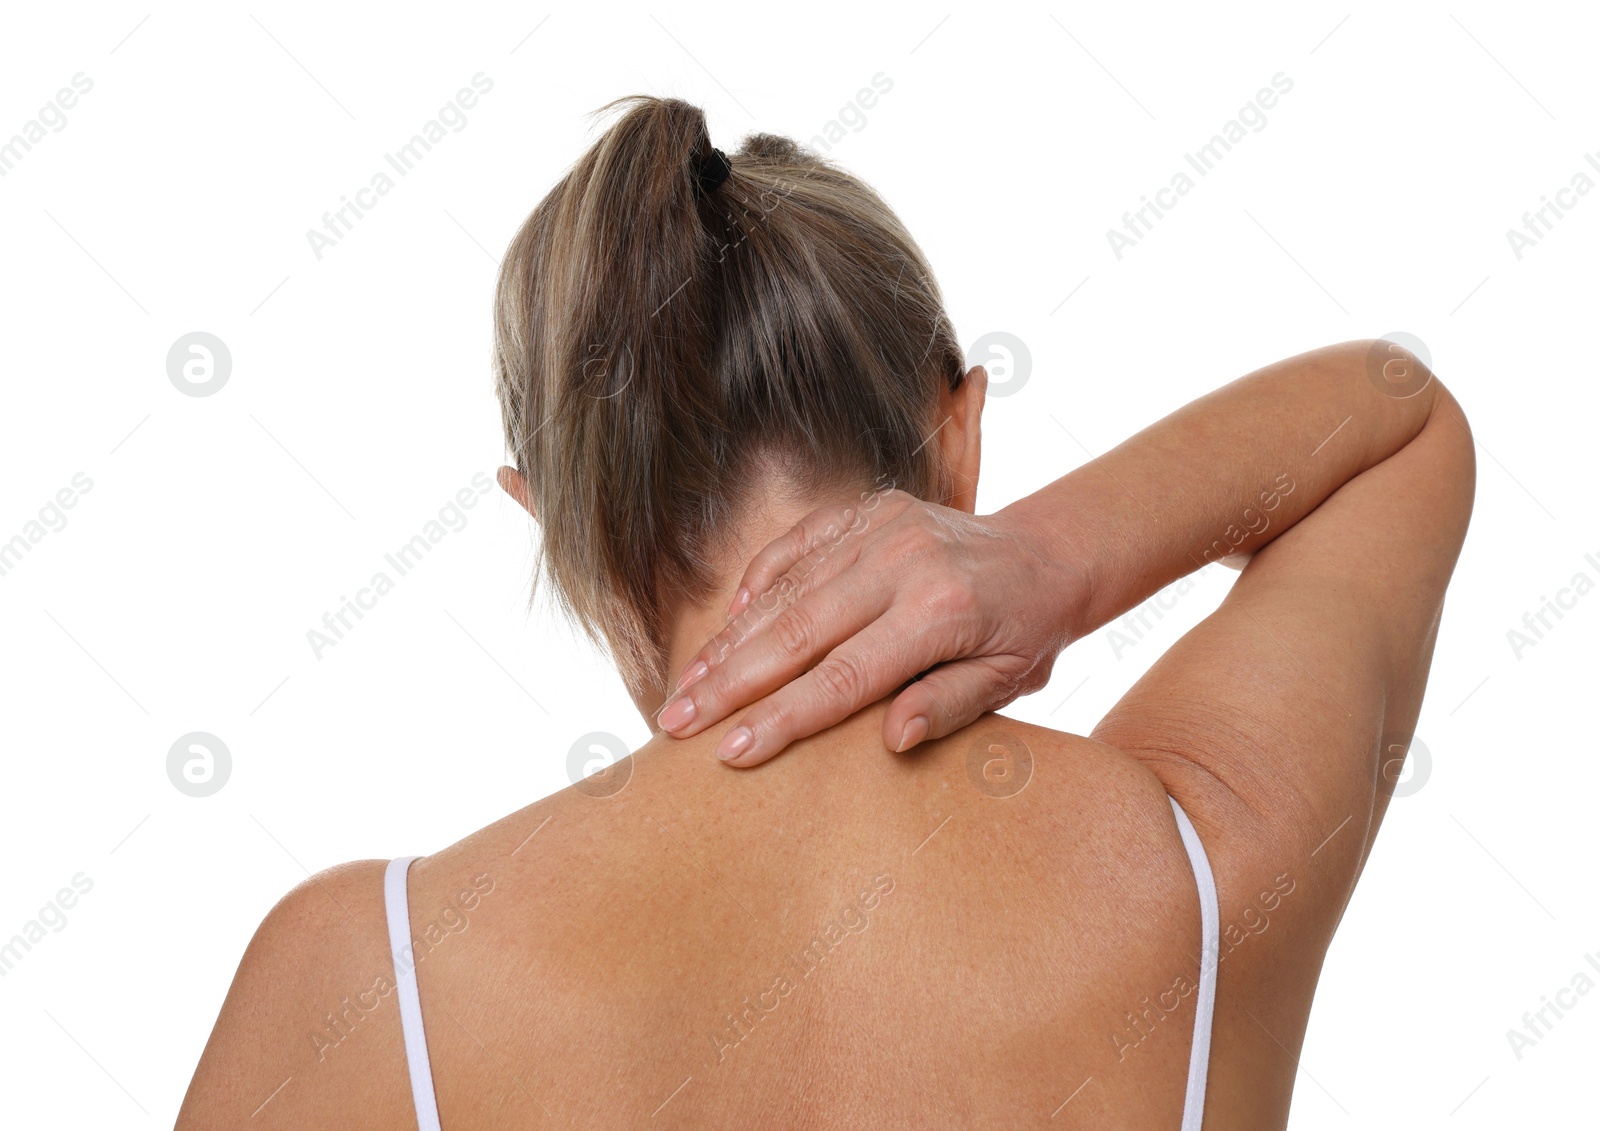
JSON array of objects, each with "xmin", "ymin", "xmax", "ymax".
[
  {"xmin": 189, "ymin": 706, "xmax": 1344, "ymax": 1129},
  {"xmin": 178, "ymin": 343, "xmax": 1475, "ymax": 1129}
]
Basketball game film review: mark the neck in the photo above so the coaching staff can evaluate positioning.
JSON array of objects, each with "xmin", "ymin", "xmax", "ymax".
[{"xmin": 641, "ymin": 487, "xmax": 865, "ymax": 722}]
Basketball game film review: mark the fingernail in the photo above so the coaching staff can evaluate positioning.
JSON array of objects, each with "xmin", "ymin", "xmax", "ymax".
[
  {"xmin": 676, "ymin": 661, "xmax": 708, "ymax": 692},
  {"xmin": 727, "ymin": 588, "xmax": 751, "ymax": 616},
  {"xmin": 896, "ymin": 715, "xmax": 930, "ymax": 753},
  {"xmin": 716, "ymin": 726, "xmax": 753, "ymax": 762},
  {"xmin": 659, "ymin": 696, "xmax": 696, "ymax": 732}
]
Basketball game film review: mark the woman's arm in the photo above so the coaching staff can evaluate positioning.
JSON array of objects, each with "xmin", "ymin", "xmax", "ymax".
[
  {"xmin": 1091, "ymin": 365, "xmax": 1475, "ymax": 859},
  {"xmin": 175, "ymin": 862, "xmax": 416, "ymax": 1130},
  {"xmin": 1086, "ymin": 355, "xmax": 1475, "ymax": 1131},
  {"xmin": 659, "ymin": 339, "xmax": 1454, "ymax": 766},
  {"xmin": 1008, "ymin": 336, "xmax": 1445, "ymax": 642}
]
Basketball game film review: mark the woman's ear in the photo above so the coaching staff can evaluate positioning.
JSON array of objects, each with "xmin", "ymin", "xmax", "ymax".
[
  {"xmin": 937, "ymin": 365, "xmax": 987, "ymax": 513},
  {"xmin": 497, "ymin": 465, "xmax": 538, "ymax": 520}
]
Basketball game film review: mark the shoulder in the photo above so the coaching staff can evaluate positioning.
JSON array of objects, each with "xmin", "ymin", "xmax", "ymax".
[
  {"xmin": 257, "ymin": 858, "xmax": 390, "ymax": 956},
  {"xmin": 176, "ymin": 859, "xmax": 416, "ymax": 1130}
]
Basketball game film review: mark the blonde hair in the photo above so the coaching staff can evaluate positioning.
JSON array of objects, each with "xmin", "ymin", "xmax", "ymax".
[{"xmin": 493, "ymin": 95, "xmax": 964, "ymax": 698}]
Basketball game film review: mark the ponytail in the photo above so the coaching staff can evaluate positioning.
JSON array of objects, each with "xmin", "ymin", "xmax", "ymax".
[{"xmin": 494, "ymin": 95, "xmax": 963, "ymax": 698}]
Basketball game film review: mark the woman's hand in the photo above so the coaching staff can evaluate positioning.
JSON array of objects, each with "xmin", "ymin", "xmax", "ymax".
[{"xmin": 656, "ymin": 489, "xmax": 1089, "ymax": 767}]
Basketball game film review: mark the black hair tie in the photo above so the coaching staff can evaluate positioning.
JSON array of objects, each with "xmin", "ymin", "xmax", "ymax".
[{"xmin": 693, "ymin": 147, "xmax": 731, "ymax": 194}]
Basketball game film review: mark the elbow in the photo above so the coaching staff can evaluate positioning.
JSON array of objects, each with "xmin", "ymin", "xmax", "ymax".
[{"xmin": 1425, "ymin": 385, "xmax": 1478, "ymax": 536}]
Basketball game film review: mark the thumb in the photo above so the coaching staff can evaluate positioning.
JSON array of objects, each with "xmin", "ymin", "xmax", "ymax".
[{"xmin": 883, "ymin": 655, "xmax": 1033, "ymax": 752}]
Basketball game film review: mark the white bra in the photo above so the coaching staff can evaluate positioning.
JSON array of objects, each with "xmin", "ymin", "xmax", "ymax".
[{"xmin": 382, "ymin": 794, "xmax": 1220, "ymax": 1129}]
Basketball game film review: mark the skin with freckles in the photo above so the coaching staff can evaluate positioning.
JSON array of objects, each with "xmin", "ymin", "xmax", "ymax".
[{"xmin": 177, "ymin": 341, "xmax": 1475, "ymax": 1129}]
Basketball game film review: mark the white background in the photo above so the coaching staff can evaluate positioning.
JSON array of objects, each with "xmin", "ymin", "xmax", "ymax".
[{"xmin": 1, "ymin": 1, "xmax": 1595, "ymax": 1126}]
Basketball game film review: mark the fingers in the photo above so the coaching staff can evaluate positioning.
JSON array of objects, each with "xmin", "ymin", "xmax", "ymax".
[
  {"xmin": 715, "ymin": 623, "xmax": 934, "ymax": 768},
  {"xmin": 661, "ymin": 497, "xmax": 905, "ymax": 729},
  {"xmin": 723, "ymin": 491, "xmax": 905, "ymax": 618},
  {"xmin": 658, "ymin": 569, "xmax": 895, "ymax": 739},
  {"xmin": 880, "ymin": 655, "xmax": 1037, "ymax": 753}
]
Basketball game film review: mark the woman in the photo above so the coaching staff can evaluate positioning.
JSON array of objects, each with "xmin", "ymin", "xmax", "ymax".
[{"xmin": 178, "ymin": 96, "xmax": 1474, "ymax": 1128}]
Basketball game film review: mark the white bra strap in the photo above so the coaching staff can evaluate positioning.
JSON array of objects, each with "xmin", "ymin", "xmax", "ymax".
[
  {"xmin": 1168, "ymin": 797, "xmax": 1220, "ymax": 1131},
  {"xmin": 384, "ymin": 855, "xmax": 443, "ymax": 1131}
]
